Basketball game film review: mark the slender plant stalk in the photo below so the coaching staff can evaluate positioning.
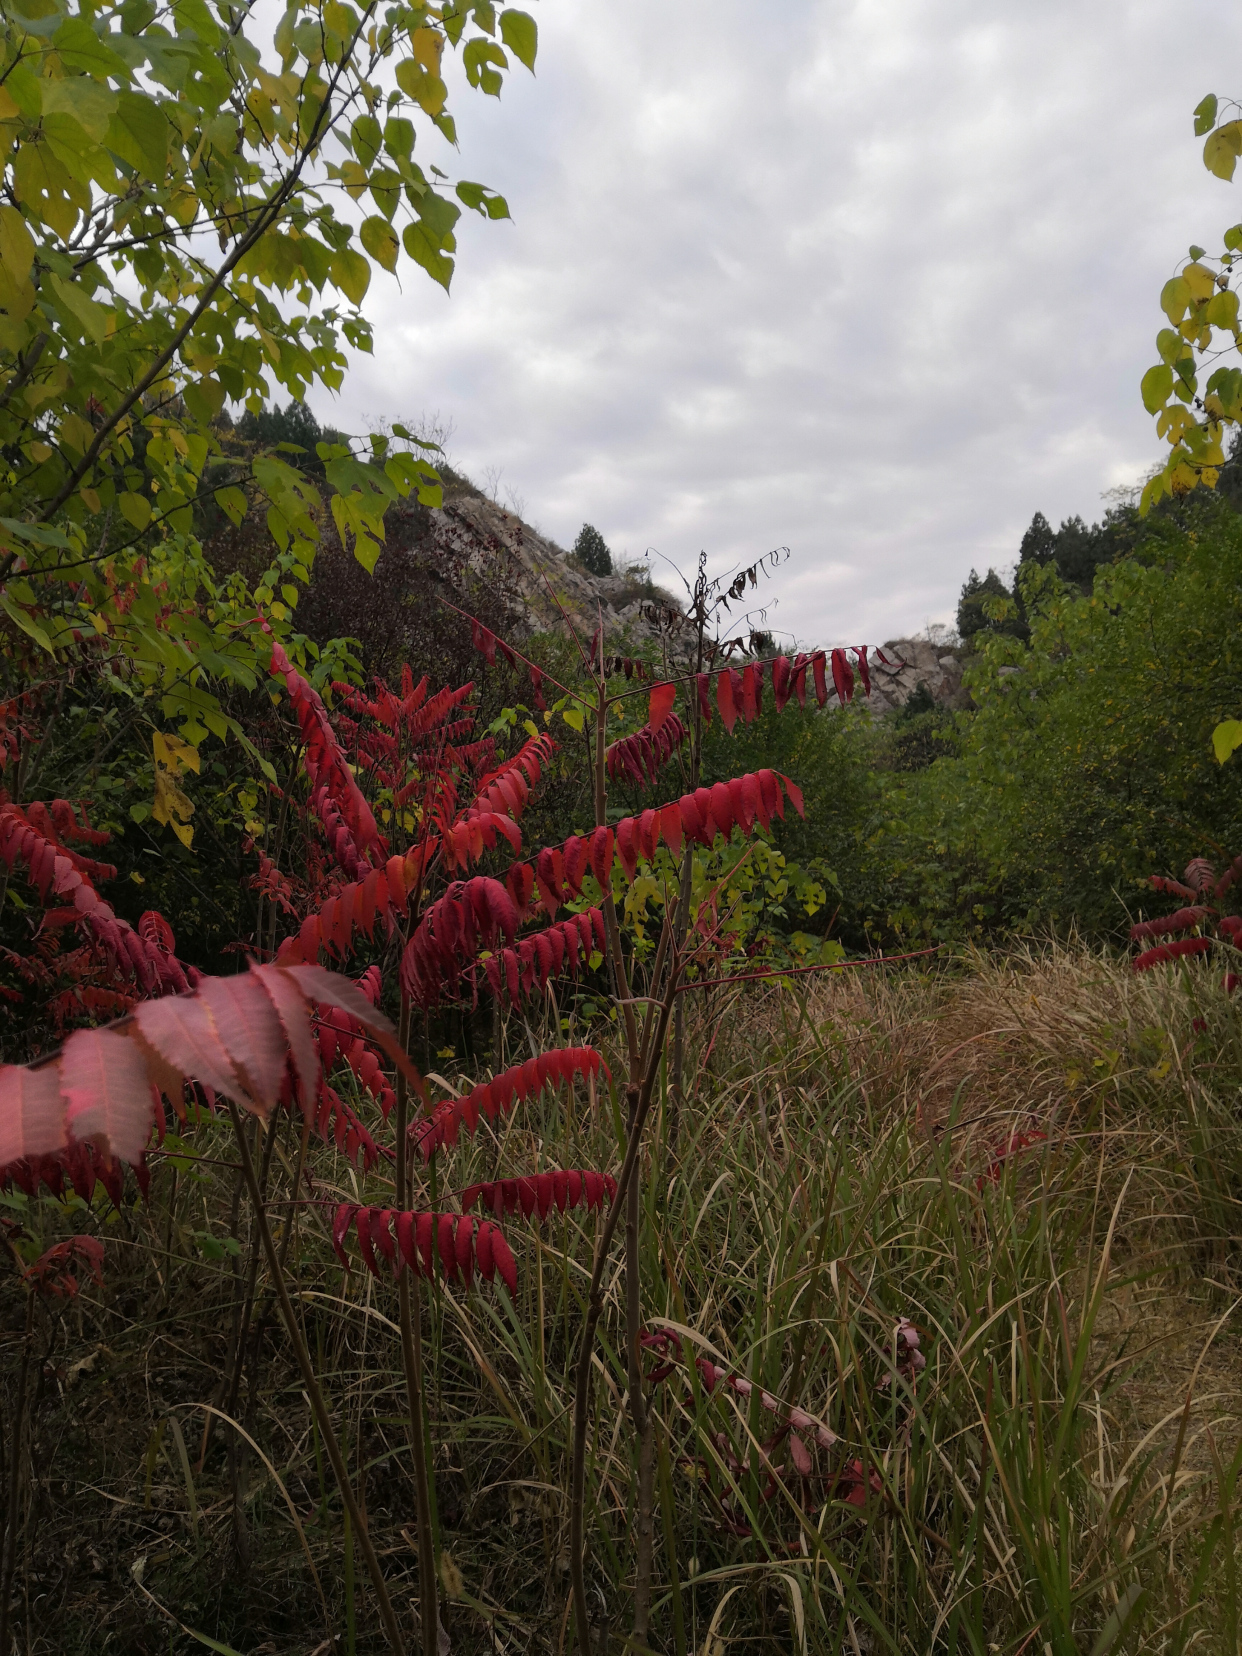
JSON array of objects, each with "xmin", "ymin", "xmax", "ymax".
[
  {"xmin": 394, "ymin": 995, "xmax": 439, "ymax": 1656},
  {"xmin": 569, "ymin": 972, "xmax": 681, "ymax": 1656},
  {"xmin": 224, "ymin": 1097, "xmax": 406, "ymax": 1656},
  {"xmin": 593, "ymin": 651, "xmax": 640, "ymax": 1069},
  {"xmin": 0, "ymin": 1293, "xmax": 33, "ymax": 1656}
]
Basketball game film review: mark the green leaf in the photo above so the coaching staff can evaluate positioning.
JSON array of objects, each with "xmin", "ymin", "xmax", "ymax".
[
  {"xmin": 561, "ymin": 706, "xmax": 584, "ymax": 732},
  {"xmin": 212, "ymin": 486, "xmax": 248, "ymax": 527},
  {"xmin": 118, "ymin": 491, "xmax": 152, "ymax": 530},
  {"xmin": 53, "ymin": 15, "xmax": 130, "ymax": 79},
  {"xmin": 499, "ymin": 8, "xmax": 537, "ymax": 70},
  {"xmin": 39, "ymin": 76, "xmax": 118, "ymax": 142},
  {"xmin": 182, "ymin": 375, "xmax": 226, "ymax": 423},
  {"xmin": 329, "ymin": 247, "xmax": 371, "ymax": 305},
  {"xmin": 351, "ymin": 112, "xmax": 383, "ymax": 167},
  {"xmin": 1193, "ymin": 93, "xmax": 1218, "ymax": 137},
  {"xmin": 1160, "ymin": 276, "xmax": 1191, "ymax": 323},
  {"xmin": 383, "ymin": 115, "xmax": 415, "ymax": 160},
  {"xmin": 1140, "ymin": 363, "xmax": 1173, "ymax": 414},
  {"xmin": 394, "ymin": 57, "xmax": 448, "ymax": 116},
  {"xmin": 49, "ymin": 273, "xmax": 111, "ymax": 343},
  {"xmin": 464, "ymin": 37, "xmax": 507, "ymax": 94},
  {"xmin": 0, "ymin": 518, "xmax": 69, "ymax": 548},
  {"xmin": 1189, "ymin": 243, "xmax": 1206, "ymax": 261},
  {"xmin": 0, "ymin": 207, "xmax": 35, "ymax": 285},
  {"xmin": 360, "ymin": 214, "xmax": 399, "ymax": 272},
  {"xmin": 1212, "ymin": 718, "xmax": 1242, "ymax": 764},
  {"xmin": 402, "ymin": 220, "xmax": 454, "ymax": 290},
  {"xmin": 106, "ymin": 92, "xmax": 169, "ymax": 178},
  {"xmin": 456, "ymin": 180, "xmax": 510, "ymax": 219},
  {"xmin": 1204, "ymin": 120, "xmax": 1242, "ymax": 181},
  {"xmin": 357, "ymin": 534, "xmax": 382, "ymax": 573},
  {"xmin": 0, "ymin": 592, "xmax": 54, "ymax": 653}
]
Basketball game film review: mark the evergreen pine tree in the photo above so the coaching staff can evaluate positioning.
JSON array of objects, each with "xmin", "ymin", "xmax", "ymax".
[{"xmin": 573, "ymin": 523, "xmax": 613, "ymax": 577}]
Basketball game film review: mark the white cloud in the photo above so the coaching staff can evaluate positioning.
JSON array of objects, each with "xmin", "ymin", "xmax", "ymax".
[{"xmin": 315, "ymin": 0, "xmax": 1242, "ymax": 642}]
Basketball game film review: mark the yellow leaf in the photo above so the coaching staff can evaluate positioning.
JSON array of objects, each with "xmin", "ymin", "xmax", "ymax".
[
  {"xmin": 329, "ymin": 248, "xmax": 370, "ymax": 305},
  {"xmin": 395, "ymin": 56, "xmax": 448, "ymax": 116},
  {"xmin": 360, "ymin": 214, "xmax": 399, "ymax": 272},
  {"xmin": 1160, "ymin": 276, "xmax": 1190, "ymax": 323},
  {"xmin": 0, "ymin": 206, "xmax": 35, "ymax": 285},
  {"xmin": 153, "ymin": 731, "xmax": 200, "ymax": 775},
  {"xmin": 1183, "ymin": 262, "xmax": 1216, "ymax": 303},
  {"xmin": 79, "ymin": 486, "xmax": 101, "ymax": 514},
  {"xmin": 413, "ymin": 26, "xmax": 443, "ymax": 70},
  {"xmin": 1212, "ymin": 717, "xmax": 1242, "ymax": 764},
  {"xmin": 1204, "ymin": 120, "xmax": 1242, "ymax": 180}
]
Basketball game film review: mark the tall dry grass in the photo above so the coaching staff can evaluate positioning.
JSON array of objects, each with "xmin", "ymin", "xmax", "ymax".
[{"xmin": 3, "ymin": 942, "xmax": 1241, "ymax": 1654}]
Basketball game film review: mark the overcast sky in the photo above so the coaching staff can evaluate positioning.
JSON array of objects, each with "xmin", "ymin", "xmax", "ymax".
[{"xmin": 319, "ymin": 0, "xmax": 1242, "ymax": 648}]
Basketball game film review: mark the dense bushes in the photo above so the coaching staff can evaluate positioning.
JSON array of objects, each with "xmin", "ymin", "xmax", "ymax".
[{"xmin": 863, "ymin": 502, "xmax": 1242, "ymax": 940}]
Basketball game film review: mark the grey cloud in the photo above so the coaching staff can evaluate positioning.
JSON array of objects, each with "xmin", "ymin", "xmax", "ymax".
[{"xmin": 318, "ymin": 0, "xmax": 1242, "ymax": 642}]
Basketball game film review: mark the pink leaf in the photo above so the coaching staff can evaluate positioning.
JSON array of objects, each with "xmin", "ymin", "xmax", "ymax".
[{"xmin": 59, "ymin": 1028, "xmax": 156, "ymax": 1165}]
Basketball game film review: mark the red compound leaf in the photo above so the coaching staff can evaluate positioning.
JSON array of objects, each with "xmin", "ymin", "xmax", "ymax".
[
  {"xmin": 647, "ymin": 681, "xmax": 676, "ymax": 732},
  {"xmin": 716, "ymin": 668, "xmax": 742, "ymax": 734},
  {"xmin": 314, "ymin": 1083, "xmax": 381, "ymax": 1169},
  {"xmin": 413, "ymin": 1046, "xmax": 609, "ymax": 1161},
  {"xmin": 605, "ymin": 714, "xmax": 688, "ymax": 787},
  {"xmin": 853, "ymin": 645, "xmax": 871, "ymax": 696},
  {"xmin": 335, "ymin": 1206, "xmax": 517, "ymax": 1297},
  {"xmin": 1149, "ymin": 875, "xmax": 1198, "ymax": 900},
  {"xmin": 0, "ymin": 964, "xmax": 421, "ymax": 1193},
  {"xmin": 460, "ymin": 1168, "xmax": 617, "ymax": 1218},
  {"xmin": 607, "ymin": 770, "xmax": 805, "ymax": 877},
  {"xmin": 830, "ymin": 648, "xmax": 855, "ymax": 706},
  {"xmin": 400, "ymin": 876, "xmax": 522, "ymax": 1006},
  {"xmin": 0, "ymin": 803, "xmax": 186, "ymax": 994},
  {"xmin": 1184, "ymin": 856, "xmax": 1217, "ymax": 895},
  {"xmin": 21, "ymin": 1235, "xmax": 104, "ymax": 1299},
  {"xmin": 976, "ymin": 1128, "xmax": 1047, "ymax": 1191},
  {"xmin": 441, "ymin": 811, "xmax": 523, "ymax": 873},
  {"xmin": 268, "ymin": 638, "xmax": 385, "ymax": 875},
  {"xmin": 485, "ymin": 910, "xmax": 606, "ymax": 1002},
  {"xmin": 1133, "ymin": 936, "xmax": 1212, "ymax": 972},
  {"xmin": 470, "ymin": 733, "xmax": 556, "ymax": 821},
  {"xmin": 1130, "ymin": 905, "xmax": 1212, "ymax": 942}
]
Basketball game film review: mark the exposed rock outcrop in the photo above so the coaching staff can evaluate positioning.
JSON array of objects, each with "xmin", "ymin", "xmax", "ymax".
[
  {"xmin": 866, "ymin": 640, "xmax": 970, "ymax": 712},
  {"xmin": 432, "ymin": 480, "xmax": 675, "ymax": 644}
]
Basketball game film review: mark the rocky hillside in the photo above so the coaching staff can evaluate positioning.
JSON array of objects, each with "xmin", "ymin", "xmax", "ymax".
[
  {"xmin": 433, "ymin": 480, "xmax": 969, "ymax": 711},
  {"xmin": 432, "ymin": 474, "xmax": 674, "ymax": 643},
  {"xmin": 208, "ymin": 455, "xmax": 967, "ymax": 710}
]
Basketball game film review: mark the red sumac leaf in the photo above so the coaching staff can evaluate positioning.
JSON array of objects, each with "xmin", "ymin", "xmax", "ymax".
[
  {"xmin": 716, "ymin": 669, "xmax": 739, "ymax": 734},
  {"xmin": 812, "ymin": 652, "xmax": 828, "ymax": 708},
  {"xmin": 1133, "ymin": 936, "xmax": 1212, "ymax": 972},
  {"xmin": 648, "ymin": 682, "xmax": 676, "ymax": 733},
  {"xmin": 696, "ymin": 673, "xmax": 712, "ymax": 725},
  {"xmin": 490, "ymin": 1226, "xmax": 517, "ymax": 1297}
]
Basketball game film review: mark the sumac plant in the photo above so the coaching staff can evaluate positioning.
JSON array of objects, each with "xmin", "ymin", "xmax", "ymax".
[
  {"xmin": 0, "ymin": 580, "xmax": 886, "ymax": 1655},
  {"xmin": 1131, "ymin": 851, "xmax": 1242, "ymax": 987}
]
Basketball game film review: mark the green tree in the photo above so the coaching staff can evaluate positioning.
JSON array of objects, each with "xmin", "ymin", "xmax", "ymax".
[
  {"xmin": 0, "ymin": 0, "xmax": 537, "ymax": 749},
  {"xmin": 956, "ymin": 566, "xmax": 1025, "ymax": 647},
  {"xmin": 870, "ymin": 523, "xmax": 1242, "ymax": 940},
  {"xmin": 1138, "ymin": 93, "xmax": 1242, "ymax": 511},
  {"xmin": 573, "ymin": 522, "xmax": 612, "ymax": 577}
]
